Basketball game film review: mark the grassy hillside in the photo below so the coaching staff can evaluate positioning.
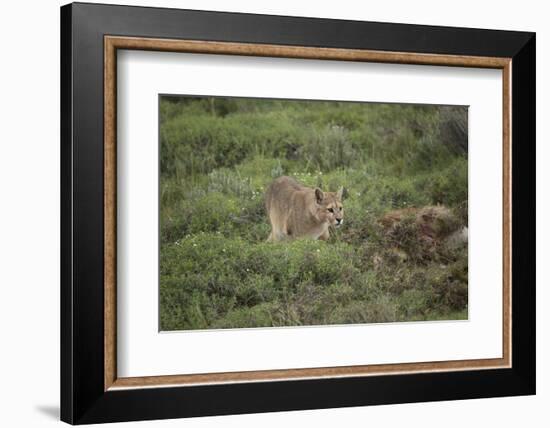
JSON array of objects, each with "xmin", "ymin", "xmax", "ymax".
[{"xmin": 159, "ymin": 96, "xmax": 468, "ymax": 331}]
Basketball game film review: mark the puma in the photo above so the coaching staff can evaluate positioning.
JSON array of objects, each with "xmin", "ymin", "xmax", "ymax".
[{"xmin": 265, "ymin": 176, "xmax": 344, "ymax": 241}]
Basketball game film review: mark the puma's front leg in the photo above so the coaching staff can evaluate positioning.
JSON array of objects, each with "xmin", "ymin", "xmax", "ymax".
[{"xmin": 318, "ymin": 229, "xmax": 330, "ymax": 241}]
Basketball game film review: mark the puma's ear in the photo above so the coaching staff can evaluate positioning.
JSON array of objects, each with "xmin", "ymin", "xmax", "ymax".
[
  {"xmin": 315, "ymin": 188, "xmax": 324, "ymax": 204},
  {"xmin": 336, "ymin": 186, "xmax": 344, "ymax": 200}
]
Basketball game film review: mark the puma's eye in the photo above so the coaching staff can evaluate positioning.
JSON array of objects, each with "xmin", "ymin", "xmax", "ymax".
[{"xmin": 328, "ymin": 208, "xmax": 334, "ymax": 213}]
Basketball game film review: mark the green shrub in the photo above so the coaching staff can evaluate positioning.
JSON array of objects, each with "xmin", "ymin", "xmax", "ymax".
[
  {"xmin": 300, "ymin": 125, "xmax": 356, "ymax": 171},
  {"xmin": 161, "ymin": 192, "xmax": 241, "ymax": 242},
  {"xmin": 415, "ymin": 157, "xmax": 468, "ymax": 206},
  {"xmin": 207, "ymin": 168, "xmax": 254, "ymax": 198}
]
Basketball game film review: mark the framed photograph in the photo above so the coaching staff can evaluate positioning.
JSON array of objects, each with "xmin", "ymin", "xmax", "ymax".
[{"xmin": 60, "ymin": 2, "xmax": 535, "ymax": 424}]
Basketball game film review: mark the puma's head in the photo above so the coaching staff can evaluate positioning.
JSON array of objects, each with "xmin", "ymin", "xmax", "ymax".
[{"xmin": 314, "ymin": 186, "xmax": 344, "ymax": 227}]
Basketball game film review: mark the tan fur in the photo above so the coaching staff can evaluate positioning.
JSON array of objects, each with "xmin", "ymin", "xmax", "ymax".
[{"xmin": 265, "ymin": 176, "xmax": 344, "ymax": 241}]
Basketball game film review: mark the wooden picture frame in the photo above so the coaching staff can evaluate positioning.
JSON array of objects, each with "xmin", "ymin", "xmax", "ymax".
[{"xmin": 61, "ymin": 2, "xmax": 535, "ymax": 424}]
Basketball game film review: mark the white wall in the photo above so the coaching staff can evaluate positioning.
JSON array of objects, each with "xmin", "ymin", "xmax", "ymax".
[{"xmin": 0, "ymin": 1, "xmax": 545, "ymax": 426}]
